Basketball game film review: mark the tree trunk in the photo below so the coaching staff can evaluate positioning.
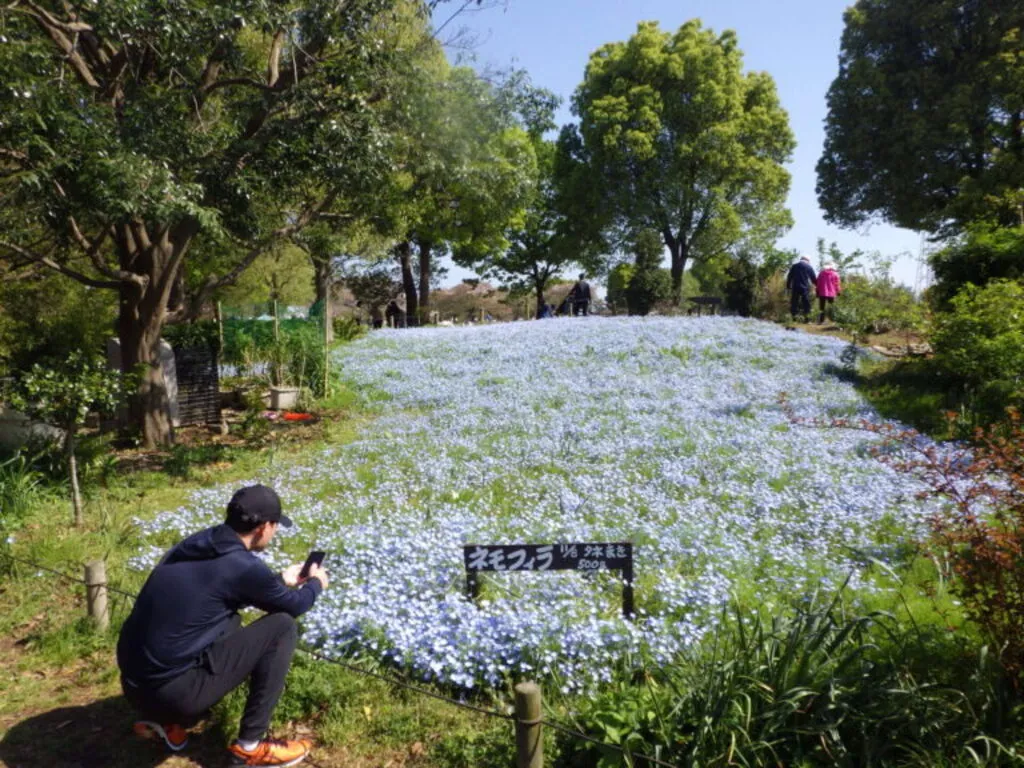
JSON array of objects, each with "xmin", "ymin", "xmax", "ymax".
[
  {"xmin": 66, "ymin": 428, "xmax": 83, "ymax": 527},
  {"xmin": 119, "ymin": 290, "xmax": 175, "ymax": 449},
  {"xmin": 417, "ymin": 240, "xmax": 432, "ymax": 318},
  {"xmin": 665, "ymin": 233, "xmax": 688, "ymax": 307},
  {"xmin": 314, "ymin": 258, "xmax": 333, "ymax": 343},
  {"xmin": 534, "ymin": 278, "xmax": 547, "ymax": 319},
  {"xmin": 116, "ymin": 219, "xmax": 199, "ymax": 448},
  {"xmin": 397, "ymin": 241, "xmax": 418, "ymax": 326}
]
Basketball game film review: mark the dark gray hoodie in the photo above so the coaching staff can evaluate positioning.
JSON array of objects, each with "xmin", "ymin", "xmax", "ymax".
[{"xmin": 117, "ymin": 524, "xmax": 322, "ymax": 684}]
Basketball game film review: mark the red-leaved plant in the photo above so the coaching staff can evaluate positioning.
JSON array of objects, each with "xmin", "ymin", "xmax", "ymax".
[{"xmin": 782, "ymin": 396, "xmax": 1024, "ymax": 686}]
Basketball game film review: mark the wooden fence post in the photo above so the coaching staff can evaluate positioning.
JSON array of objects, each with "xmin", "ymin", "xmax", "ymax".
[
  {"xmin": 515, "ymin": 681, "xmax": 543, "ymax": 768},
  {"xmin": 84, "ymin": 560, "xmax": 109, "ymax": 631}
]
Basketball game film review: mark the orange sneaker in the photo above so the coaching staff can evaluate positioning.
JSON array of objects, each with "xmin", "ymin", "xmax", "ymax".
[
  {"xmin": 132, "ymin": 720, "xmax": 189, "ymax": 751},
  {"xmin": 228, "ymin": 737, "xmax": 312, "ymax": 766}
]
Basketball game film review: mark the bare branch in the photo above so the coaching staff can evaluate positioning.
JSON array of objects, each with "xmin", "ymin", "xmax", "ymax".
[
  {"xmin": 18, "ymin": 2, "xmax": 101, "ymax": 89},
  {"xmin": 0, "ymin": 239, "xmax": 123, "ymax": 289},
  {"xmin": 268, "ymin": 29, "xmax": 284, "ymax": 88}
]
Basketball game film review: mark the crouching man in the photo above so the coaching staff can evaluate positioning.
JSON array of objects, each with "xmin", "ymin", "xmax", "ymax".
[{"xmin": 117, "ymin": 484, "xmax": 328, "ymax": 767}]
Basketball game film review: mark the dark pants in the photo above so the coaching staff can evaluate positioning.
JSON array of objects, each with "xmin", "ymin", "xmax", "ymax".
[
  {"xmin": 790, "ymin": 289, "xmax": 811, "ymax": 320},
  {"xmin": 122, "ymin": 613, "xmax": 298, "ymax": 742},
  {"xmin": 817, "ymin": 296, "xmax": 835, "ymax": 323},
  {"xmin": 573, "ymin": 300, "xmax": 590, "ymax": 316}
]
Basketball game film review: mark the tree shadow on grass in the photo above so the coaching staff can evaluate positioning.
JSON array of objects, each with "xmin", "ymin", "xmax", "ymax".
[{"xmin": 0, "ymin": 696, "xmax": 229, "ymax": 767}]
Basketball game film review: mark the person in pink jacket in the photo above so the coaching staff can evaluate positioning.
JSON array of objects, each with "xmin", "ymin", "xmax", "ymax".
[{"xmin": 816, "ymin": 262, "xmax": 842, "ymax": 324}]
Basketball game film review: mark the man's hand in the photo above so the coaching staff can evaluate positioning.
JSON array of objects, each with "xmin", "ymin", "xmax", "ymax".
[
  {"xmin": 281, "ymin": 563, "xmax": 307, "ymax": 588},
  {"xmin": 308, "ymin": 563, "xmax": 329, "ymax": 590}
]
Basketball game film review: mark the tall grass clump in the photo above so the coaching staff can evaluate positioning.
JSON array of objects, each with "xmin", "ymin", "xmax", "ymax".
[
  {"xmin": 559, "ymin": 588, "xmax": 1021, "ymax": 767},
  {"xmin": 0, "ymin": 451, "xmax": 43, "ymax": 573}
]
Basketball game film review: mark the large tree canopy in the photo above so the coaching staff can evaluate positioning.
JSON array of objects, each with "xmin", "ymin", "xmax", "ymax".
[
  {"xmin": 458, "ymin": 136, "xmax": 603, "ymax": 316},
  {"xmin": 569, "ymin": 20, "xmax": 795, "ymax": 303},
  {"xmin": 0, "ymin": 0, "xmax": 418, "ymax": 445},
  {"xmin": 380, "ymin": 62, "xmax": 540, "ymax": 323},
  {"xmin": 817, "ymin": 0, "xmax": 1024, "ymax": 234}
]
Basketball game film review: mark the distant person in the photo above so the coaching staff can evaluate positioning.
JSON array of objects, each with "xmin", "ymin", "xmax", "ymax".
[
  {"xmin": 572, "ymin": 273, "xmax": 592, "ymax": 316},
  {"xmin": 538, "ymin": 303, "xmax": 554, "ymax": 319},
  {"xmin": 815, "ymin": 262, "xmax": 842, "ymax": 324},
  {"xmin": 384, "ymin": 300, "xmax": 404, "ymax": 329},
  {"xmin": 785, "ymin": 256, "xmax": 817, "ymax": 323},
  {"xmin": 117, "ymin": 485, "xmax": 328, "ymax": 767}
]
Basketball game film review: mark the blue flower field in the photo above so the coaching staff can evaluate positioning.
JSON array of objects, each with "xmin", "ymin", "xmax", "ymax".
[{"xmin": 133, "ymin": 317, "xmax": 943, "ymax": 692}]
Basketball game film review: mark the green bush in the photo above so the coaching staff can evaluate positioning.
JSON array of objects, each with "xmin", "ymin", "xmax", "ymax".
[
  {"xmin": 932, "ymin": 280, "xmax": 1024, "ymax": 390},
  {"xmin": 831, "ymin": 274, "xmax": 925, "ymax": 341},
  {"xmin": 161, "ymin": 321, "xmax": 220, "ymax": 353},
  {"xmin": 625, "ymin": 231, "xmax": 671, "ymax": 316},
  {"xmin": 332, "ymin": 315, "xmax": 368, "ymax": 343},
  {"xmin": 930, "ymin": 226, "xmax": 1024, "ymax": 309},
  {"xmin": 219, "ymin": 319, "xmax": 332, "ymax": 397},
  {"xmin": 606, "ymin": 264, "xmax": 634, "ymax": 316},
  {"xmin": 0, "ymin": 273, "xmax": 116, "ymax": 378},
  {"xmin": 558, "ymin": 590, "xmax": 1020, "ymax": 767}
]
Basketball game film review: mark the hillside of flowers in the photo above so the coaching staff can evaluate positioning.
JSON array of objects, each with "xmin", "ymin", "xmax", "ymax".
[{"xmin": 133, "ymin": 317, "xmax": 943, "ymax": 691}]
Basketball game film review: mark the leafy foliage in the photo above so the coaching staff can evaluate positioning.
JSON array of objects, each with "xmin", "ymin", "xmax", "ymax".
[
  {"xmin": 932, "ymin": 280, "xmax": 1024, "ymax": 417},
  {"xmin": 569, "ymin": 20, "xmax": 795, "ymax": 302},
  {"xmin": 0, "ymin": 0, "xmax": 413, "ymax": 444},
  {"xmin": 221, "ymin": 319, "xmax": 331, "ymax": 396},
  {"xmin": 817, "ymin": 0, "xmax": 1024, "ymax": 233},
  {"xmin": 605, "ymin": 264, "xmax": 634, "ymax": 315},
  {"xmin": 6, "ymin": 352, "xmax": 124, "ymax": 431},
  {"xmin": 624, "ymin": 230, "xmax": 670, "ymax": 316},
  {"xmin": 930, "ymin": 226, "xmax": 1024, "ymax": 309},
  {"xmin": 560, "ymin": 590, "xmax": 1017, "ymax": 767},
  {"xmin": 0, "ymin": 271, "xmax": 116, "ymax": 377},
  {"xmin": 463, "ymin": 134, "xmax": 603, "ymax": 316},
  {"xmin": 831, "ymin": 274, "xmax": 925, "ymax": 342},
  {"xmin": 161, "ymin": 321, "xmax": 220, "ymax": 354}
]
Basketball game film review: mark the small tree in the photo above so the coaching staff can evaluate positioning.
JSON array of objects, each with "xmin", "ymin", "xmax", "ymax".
[
  {"xmin": 606, "ymin": 263, "xmax": 635, "ymax": 315},
  {"xmin": 626, "ymin": 230, "xmax": 671, "ymax": 315},
  {"xmin": 7, "ymin": 353, "xmax": 124, "ymax": 527}
]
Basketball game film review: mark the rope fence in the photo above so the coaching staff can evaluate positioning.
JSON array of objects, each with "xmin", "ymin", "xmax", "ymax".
[{"xmin": 0, "ymin": 552, "xmax": 680, "ymax": 768}]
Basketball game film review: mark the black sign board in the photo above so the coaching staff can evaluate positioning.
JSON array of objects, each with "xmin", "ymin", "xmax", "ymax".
[
  {"xmin": 174, "ymin": 344, "xmax": 221, "ymax": 426},
  {"xmin": 463, "ymin": 542, "xmax": 634, "ymax": 619}
]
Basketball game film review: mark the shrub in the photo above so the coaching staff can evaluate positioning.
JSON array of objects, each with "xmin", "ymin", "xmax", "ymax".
[
  {"xmin": 753, "ymin": 272, "xmax": 790, "ymax": 321},
  {"xmin": 831, "ymin": 274, "xmax": 925, "ymax": 342},
  {"xmin": 930, "ymin": 226, "xmax": 1024, "ymax": 309},
  {"xmin": 219, "ymin": 319, "xmax": 333, "ymax": 397},
  {"xmin": 4, "ymin": 352, "xmax": 125, "ymax": 526},
  {"xmin": 892, "ymin": 410, "xmax": 1024, "ymax": 688},
  {"xmin": 625, "ymin": 231, "xmax": 671, "ymax": 316},
  {"xmin": 932, "ymin": 279, "xmax": 1024, "ymax": 398},
  {"xmin": 794, "ymin": 404, "xmax": 1024, "ymax": 689},
  {"xmin": 332, "ymin": 315, "xmax": 367, "ymax": 343},
  {"xmin": 605, "ymin": 264, "xmax": 634, "ymax": 316}
]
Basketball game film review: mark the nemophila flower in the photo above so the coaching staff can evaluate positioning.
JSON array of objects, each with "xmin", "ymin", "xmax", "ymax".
[{"xmin": 130, "ymin": 317, "xmax": 944, "ymax": 692}]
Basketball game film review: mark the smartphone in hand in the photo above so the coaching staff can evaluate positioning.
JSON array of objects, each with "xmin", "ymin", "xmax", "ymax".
[{"xmin": 299, "ymin": 550, "xmax": 326, "ymax": 580}]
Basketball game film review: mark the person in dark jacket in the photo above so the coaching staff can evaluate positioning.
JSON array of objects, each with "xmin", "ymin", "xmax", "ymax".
[
  {"xmin": 118, "ymin": 484, "xmax": 328, "ymax": 767},
  {"xmin": 572, "ymin": 273, "xmax": 592, "ymax": 316},
  {"xmin": 785, "ymin": 256, "xmax": 817, "ymax": 322}
]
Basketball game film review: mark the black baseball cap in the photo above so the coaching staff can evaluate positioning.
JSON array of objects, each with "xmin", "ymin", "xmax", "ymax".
[{"xmin": 225, "ymin": 484, "xmax": 293, "ymax": 528}]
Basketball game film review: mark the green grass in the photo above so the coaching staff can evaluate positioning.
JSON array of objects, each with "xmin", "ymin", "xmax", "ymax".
[
  {"xmin": 0, "ymin": 392, "xmax": 514, "ymax": 767},
  {"xmin": 853, "ymin": 357, "xmax": 965, "ymax": 439}
]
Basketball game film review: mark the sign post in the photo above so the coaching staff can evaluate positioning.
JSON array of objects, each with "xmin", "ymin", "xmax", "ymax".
[{"xmin": 463, "ymin": 542, "xmax": 634, "ymax": 620}]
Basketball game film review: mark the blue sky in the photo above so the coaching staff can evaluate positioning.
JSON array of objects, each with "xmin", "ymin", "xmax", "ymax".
[{"xmin": 436, "ymin": 0, "xmax": 932, "ymax": 291}]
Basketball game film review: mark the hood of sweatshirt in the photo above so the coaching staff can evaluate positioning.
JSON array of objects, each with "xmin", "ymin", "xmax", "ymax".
[{"xmin": 163, "ymin": 523, "xmax": 247, "ymax": 565}]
